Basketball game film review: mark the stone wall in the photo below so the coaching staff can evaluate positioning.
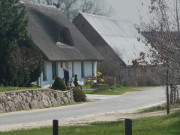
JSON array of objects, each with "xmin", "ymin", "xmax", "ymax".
[{"xmin": 0, "ymin": 89, "xmax": 74, "ymax": 113}]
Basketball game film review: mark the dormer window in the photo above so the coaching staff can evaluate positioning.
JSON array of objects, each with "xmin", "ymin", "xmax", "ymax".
[
  {"xmin": 59, "ymin": 32, "xmax": 66, "ymax": 43},
  {"xmin": 58, "ymin": 27, "xmax": 73, "ymax": 46}
]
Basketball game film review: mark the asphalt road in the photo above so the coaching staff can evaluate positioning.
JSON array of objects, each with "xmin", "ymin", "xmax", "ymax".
[{"xmin": 0, "ymin": 86, "xmax": 165, "ymax": 131}]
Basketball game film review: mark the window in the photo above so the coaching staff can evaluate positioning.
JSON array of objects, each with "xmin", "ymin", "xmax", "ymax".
[
  {"xmin": 52, "ymin": 62, "xmax": 58, "ymax": 80},
  {"xmin": 59, "ymin": 32, "xmax": 65, "ymax": 43},
  {"xmin": 72, "ymin": 62, "xmax": 74, "ymax": 76},
  {"xmin": 43, "ymin": 65, "xmax": 47, "ymax": 81},
  {"xmin": 81, "ymin": 61, "xmax": 84, "ymax": 77},
  {"xmin": 92, "ymin": 61, "xmax": 94, "ymax": 76},
  {"xmin": 58, "ymin": 28, "xmax": 73, "ymax": 46}
]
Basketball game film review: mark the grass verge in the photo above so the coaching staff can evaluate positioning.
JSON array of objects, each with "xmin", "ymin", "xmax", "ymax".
[
  {"xmin": 1, "ymin": 110, "xmax": 180, "ymax": 135},
  {"xmin": 83, "ymin": 84, "xmax": 143, "ymax": 95},
  {"xmin": 0, "ymin": 85, "xmax": 40, "ymax": 92},
  {"xmin": 139, "ymin": 102, "xmax": 180, "ymax": 113}
]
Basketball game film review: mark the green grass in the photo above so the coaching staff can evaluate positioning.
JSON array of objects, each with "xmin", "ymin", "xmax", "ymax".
[
  {"xmin": 0, "ymin": 85, "xmax": 40, "ymax": 92},
  {"xmin": 83, "ymin": 84, "xmax": 140, "ymax": 95},
  {"xmin": 139, "ymin": 103, "xmax": 180, "ymax": 113},
  {"xmin": 1, "ymin": 111, "xmax": 180, "ymax": 135}
]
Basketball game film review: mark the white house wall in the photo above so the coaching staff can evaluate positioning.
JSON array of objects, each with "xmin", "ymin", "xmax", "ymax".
[
  {"xmin": 84, "ymin": 61, "xmax": 92, "ymax": 77},
  {"xmin": 57, "ymin": 62, "xmax": 64, "ymax": 78},
  {"xmin": 73, "ymin": 61, "xmax": 82, "ymax": 80},
  {"xmin": 39, "ymin": 61, "xmax": 97, "ymax": 88},
  {"xmin": 93, "ymin": 61, "xmax": 97, "ymax": 76},
  {"xmin": 40, "ymin": 61, "xmax": 54, "ymax": 88},
  {"xmin": 68, "ymin": 62, "xmax": 73, "ymax": 79}
]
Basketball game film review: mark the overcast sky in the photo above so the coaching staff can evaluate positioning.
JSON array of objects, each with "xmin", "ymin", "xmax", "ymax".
[{"xmin": 105, "ymin": 0, "xmax": 150, "ymax": 25}]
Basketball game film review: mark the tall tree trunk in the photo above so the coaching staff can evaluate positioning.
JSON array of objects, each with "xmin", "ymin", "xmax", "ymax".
[
  {"xmin": 166, "ymin": 62, "xmax": 170, "ymax": 114},
  {"xmin": 176, "ymin": 0, "xmax": 180, "ymax": 30}
]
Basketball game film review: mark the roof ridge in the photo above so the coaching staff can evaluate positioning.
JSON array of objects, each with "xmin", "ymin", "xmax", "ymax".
[
  {"xmin": 80, "ymin": 12, "xmax": 132, "ymax": 23},
  {"xmin": 23, "ymin": 0, "xmax": 59, "ymax": 11},
  {"xmin": 80, "ymin": 12, "xmax": 116, "ymax": 21}
]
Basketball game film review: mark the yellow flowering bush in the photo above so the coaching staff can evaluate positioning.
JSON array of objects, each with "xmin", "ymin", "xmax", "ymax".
[{"xmin": 97, "ymin": 71, "xmax": 102, "ymax": 77}]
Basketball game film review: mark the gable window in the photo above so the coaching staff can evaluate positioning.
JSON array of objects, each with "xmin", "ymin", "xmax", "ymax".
[
  {"xmin": 52, "ymin": 62, "xmax": 58, "ymax": 80},
  {"xmin": 81, "ymin": 61, "xmax": 84, "ymax": 77},
  {"xmin": 59, "ymin": 32, "xmax": 65, "ymax": 43},
  {"xmin": 58, "ymin": 28, "xmax": 73, "ymax": 46}
]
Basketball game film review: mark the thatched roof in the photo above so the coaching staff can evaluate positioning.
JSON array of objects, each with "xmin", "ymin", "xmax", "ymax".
[{"xmin": 24, "ymin": 1, "xmax": 103, "ymax": 61}]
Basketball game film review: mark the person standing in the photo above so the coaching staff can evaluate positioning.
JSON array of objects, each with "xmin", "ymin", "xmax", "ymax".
[{"xmin": 63, "ymin": 67, "xmax": 69, "ymax": 87}]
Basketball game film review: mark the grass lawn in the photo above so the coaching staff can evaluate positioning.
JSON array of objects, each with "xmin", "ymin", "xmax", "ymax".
[
  {"xmin": 1, "ymin": 111, "xmax": 179, "ymax": 135},
  {"xmin": 83, "ymin": 84, "xmax": 144, "ymax": 95},
  {"xmin": 0, "ymin": 85, "xmax": 40, "ymax": 92}
]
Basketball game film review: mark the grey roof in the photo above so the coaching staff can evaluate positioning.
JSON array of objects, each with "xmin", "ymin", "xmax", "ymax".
[
  {"xmin": 79, "ymin": 13, "xmax": 151, "ymax": 66},
  {"xmin": 24, "ymin": 1, "xmax": 103, "ymax": 61}
]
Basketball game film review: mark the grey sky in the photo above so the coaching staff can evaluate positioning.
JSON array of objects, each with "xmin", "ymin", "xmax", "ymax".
[{"xmin": 105, "ymin": 0, "xmax": 150, "ymax": 24}]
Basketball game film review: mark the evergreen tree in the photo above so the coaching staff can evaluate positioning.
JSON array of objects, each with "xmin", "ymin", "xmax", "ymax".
[{"xmin": 0, "ymin": 0, "xmax": 43, "ymax": 86}]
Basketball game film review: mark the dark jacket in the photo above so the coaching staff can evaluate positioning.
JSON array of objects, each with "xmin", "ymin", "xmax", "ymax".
[{"xmin": 64, "ymin": 70, "xmax": 69, "ymax": 81}]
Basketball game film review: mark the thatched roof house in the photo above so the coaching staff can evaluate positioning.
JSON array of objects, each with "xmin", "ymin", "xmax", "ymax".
[{"xmin": 24, "ymin": 1, "xmax": 103, "ymax": 87}]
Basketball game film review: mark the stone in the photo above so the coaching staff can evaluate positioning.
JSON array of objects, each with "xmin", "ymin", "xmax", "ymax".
[
  {"xmin": 51, "ymin": 98, "xmax": 58, "ymax": 106},
  {"xmin": 14, "ymin": 101, "xmax": 21, "ymax": 111},
  {"xmin": 8, "ymin": 101, "xmax": 15, "ymax": 111},
  {"xmin": 29, "ymin": 101, "xmax": 38, "ymax": 109},
  {"xmin": 5, "ymin": 106, "xmax": 10, "ymax": 111},
  {"xmin": 42, "ymin": 100, "xmax": 49, "ymax": 108},
  {"xmin": 158, "ymin": 106, "xmax": 165, "ymax": 110},
  {"xmin": 26, "ymin": 97, "xmax": 32, "ymax": 103},
  {"xmin": 0, "ymin": 104, "xmax": 4, "ymax": 112},
  {"xmin": 25, "ymin": 103, "xmax": 30, "ymax": 110}
]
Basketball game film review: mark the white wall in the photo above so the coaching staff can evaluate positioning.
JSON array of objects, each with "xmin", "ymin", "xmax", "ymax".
[
  {"xmin": 73, "ymin": 61, "xmax": 81, "ymax": 80},
  {"xmin": 39, "ymin": 61, "xmax": 98, "ymax": 88},
  {"xmin": 93, "ymin": 61, "xmax": 97, "ymax": 76},
  {"xmin": 68, "ymin": 62, "xmax": 73, "ymax": 79},
  {"xmin": 57, "ymin": 62, "xmax": 64, "ymax": 78},
  {"xmin": 40, "ymin": 61, "xmax": 54, "ymax": 88},
  {"xmin": 84, "ymin": 61, "xmax": 92, "ymax": 77}
]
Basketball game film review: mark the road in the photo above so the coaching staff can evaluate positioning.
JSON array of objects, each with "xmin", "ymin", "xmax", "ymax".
[{"xmin": 0, "ymin": 86, "xmax": 165, "ymax": 131}]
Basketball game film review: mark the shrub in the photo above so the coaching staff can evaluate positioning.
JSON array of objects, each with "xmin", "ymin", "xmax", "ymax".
[
  {"xmin": 121, "ymin": 73, "xmax": 160, "ymax": 86},
  {"xmin": 90, "ymin": 83, "xmax": 99, "ymax": 88},
  {"xmin": 72, "ymin": 88, "xmax": 86, "ymax": 102},
  {"xmin": 103, "ymin": 76, "xmax": 116, "ymax": 86},
  {"xmin": 52, "ymin": 77, "xmax": 67, "ymax": 91}
]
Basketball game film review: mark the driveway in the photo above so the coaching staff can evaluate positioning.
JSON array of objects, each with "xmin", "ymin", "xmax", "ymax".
[{"xmin": 0, "ymin": 86, "xmax": 165, "ymax": 131}]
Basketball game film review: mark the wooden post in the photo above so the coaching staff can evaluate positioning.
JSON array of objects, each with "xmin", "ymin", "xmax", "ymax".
[
  {"xmin": 125, "ymin": 119, "xmax": 132, "ymax": 135},
  {"xmin": 53, "ymin": 120, "xmax": 58, "ymax": 135}
]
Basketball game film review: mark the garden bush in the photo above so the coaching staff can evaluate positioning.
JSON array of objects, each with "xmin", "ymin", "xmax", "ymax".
[
  {"xmin": 52, "ymin": 77, "xmax": 67, "ymax": 91},
  {"xmin": 90, "ymin": 83, "xmax": 99, "ymax": 88},
  {"xmin": 121, "ymin": 73, "xmax": 160, "ymax": 86},
  {"xmin": 72, "ymin": 88, "xmax": 86, "ymax": 102},
  {"xmin": 103, "ymin": 76, "xmax": 116, "ymax": 86}
]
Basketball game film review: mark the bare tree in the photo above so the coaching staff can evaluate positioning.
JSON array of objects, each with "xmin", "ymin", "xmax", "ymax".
[
  {"xmin": 135, "ymin": 0, "xmax": 180, "ymax": 114},
  {"xmin": 8, "ymin": 46, "xmax": 42, "ymax": 86},
  {"xmin": 29, "ymin": 0, "xmax": 112, "ymax": 20}
]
